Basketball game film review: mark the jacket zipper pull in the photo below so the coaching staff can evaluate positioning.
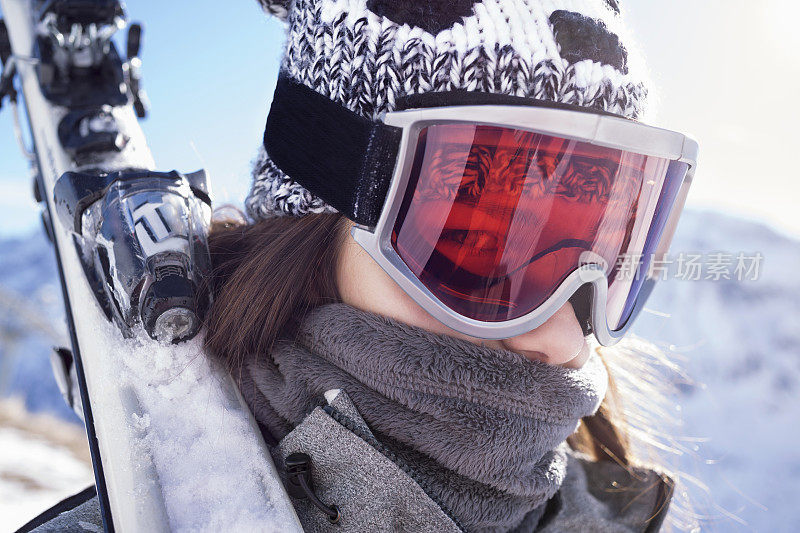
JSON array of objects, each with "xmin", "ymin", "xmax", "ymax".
[{"xmin": 285, "ymin": 452, "xmax": 341, "ymax": 524}]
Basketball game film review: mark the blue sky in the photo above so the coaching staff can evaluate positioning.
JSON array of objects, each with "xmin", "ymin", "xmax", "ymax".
[{"xmin": 1, "ymin": 0, "xmax": 798, "ymax": 238}]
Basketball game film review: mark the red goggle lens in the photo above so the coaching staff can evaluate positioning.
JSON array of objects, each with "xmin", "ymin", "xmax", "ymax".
[{"xmin": 391, "ymin": 124, "xmax": 678, "ymax": 327}]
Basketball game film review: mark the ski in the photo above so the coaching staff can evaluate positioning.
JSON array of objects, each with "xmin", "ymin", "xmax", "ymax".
[{"xmin": 0, "ymin": 0, "xmax": 300, "ymax": 530}]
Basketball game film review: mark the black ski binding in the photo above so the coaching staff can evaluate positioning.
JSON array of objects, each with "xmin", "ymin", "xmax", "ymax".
[
  {"xmin": 32, "ymin": 0, "xmax": 147, "ymax": 112},
  {"xmin": 53, "ymin": 169, "xmax": 213, "ymax": 343}
]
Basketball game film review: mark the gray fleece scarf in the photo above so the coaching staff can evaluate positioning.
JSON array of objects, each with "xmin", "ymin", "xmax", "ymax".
[{"xmin": 240, "ymin": 304, "xmax": 608, "ymax": 532}]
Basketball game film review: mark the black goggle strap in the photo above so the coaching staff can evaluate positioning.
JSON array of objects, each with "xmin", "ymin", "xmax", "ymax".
[{"xmin": 263, "ymin": 72, "xmax": 403, "ymax": 228}]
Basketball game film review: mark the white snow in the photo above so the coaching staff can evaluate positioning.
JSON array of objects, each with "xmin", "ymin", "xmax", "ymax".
[
  {"xmin": 0, "ymin": 399, "xmax": 94, "ymax": 531},
  {"xmin": 0, "ymin": 427, "xmax": 92, "ymax": 531},
  {"xmin": 82, "ymin": 319, "xmax": 302, "ymax": 532}
]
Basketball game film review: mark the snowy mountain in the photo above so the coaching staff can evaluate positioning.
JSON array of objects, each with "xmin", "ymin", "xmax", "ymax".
[
  {"xmin": 0, "ymin": 230, "xmax": 73, "ymax": 420},
  {"xmin": 631, "ymin": 210, "xmax": 800, "ymax": 532},
  {"xmin": 0, "ymin": 208, "xmax": 798, "ymax": 531}
]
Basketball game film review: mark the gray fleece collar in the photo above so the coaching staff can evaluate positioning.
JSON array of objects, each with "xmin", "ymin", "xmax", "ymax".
[{"xmin": 241, "ymin": 303, "xmax": 608, "ymax": 531}]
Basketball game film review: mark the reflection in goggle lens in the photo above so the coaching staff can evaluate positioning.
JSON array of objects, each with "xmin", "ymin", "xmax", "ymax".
[{"xmin": 391, "ymin": 123, "xmax": 673, "ymax": 329}]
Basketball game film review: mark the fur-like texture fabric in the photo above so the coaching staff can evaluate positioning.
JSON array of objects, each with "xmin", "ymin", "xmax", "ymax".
[
  {"xmin": 246, "ymin": 0, "xmax": 650, "ymax": 221},
  {"xmin": 239, "ymin": 303, "xmax": 609, "ymax": 532}
]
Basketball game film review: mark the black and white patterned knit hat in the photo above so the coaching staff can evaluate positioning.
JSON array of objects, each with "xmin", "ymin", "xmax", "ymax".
[{"xmin": 246, "ymin": 0, "xmax": 651, "ymax": 221}]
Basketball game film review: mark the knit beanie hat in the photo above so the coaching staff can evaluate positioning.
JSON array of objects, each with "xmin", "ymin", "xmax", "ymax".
[{"xmin": 246, "ymin": 0, "xmax": 651, "ymax": 222}]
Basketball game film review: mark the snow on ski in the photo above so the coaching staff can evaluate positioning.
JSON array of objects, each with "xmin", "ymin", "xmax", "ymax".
[{"xmin": 0, "ymin": 0, "xmax": 301, "ymax": 530}]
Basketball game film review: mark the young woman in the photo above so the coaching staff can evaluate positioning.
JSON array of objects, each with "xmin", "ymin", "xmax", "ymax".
[{"xmin": 204, "ymin": 0, "xmax": 698, "ymax": 531}]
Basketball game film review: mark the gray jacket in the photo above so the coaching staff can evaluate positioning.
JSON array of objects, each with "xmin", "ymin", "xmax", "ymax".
[
  {"xmin": 275, "ymin": 390, "xmax": 672, "ymax": 533},
  {"xmin": 26, "ymin": 391, "xmax": 671, "ymax": 533}
]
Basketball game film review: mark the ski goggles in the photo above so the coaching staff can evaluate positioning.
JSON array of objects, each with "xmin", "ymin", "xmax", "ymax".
[{"xmin": 264, "ymin": 73, "xmax": 698, "ymax": 345}]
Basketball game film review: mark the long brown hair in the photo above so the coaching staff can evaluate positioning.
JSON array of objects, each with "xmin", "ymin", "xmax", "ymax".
[
  {"xmin": 204, "ymin": 213, "xmax": 346, "ymax": 374},
  {"xmin": 204, "ymin": 211, "xmax": 692, "ymax": 529}
]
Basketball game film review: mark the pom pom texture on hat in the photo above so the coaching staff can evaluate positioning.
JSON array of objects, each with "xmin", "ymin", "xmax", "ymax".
[{"xmin": 247, "ymin": 0, "xmax": 650, "ymax": 222}]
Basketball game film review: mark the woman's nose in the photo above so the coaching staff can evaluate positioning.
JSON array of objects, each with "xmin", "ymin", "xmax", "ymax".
[{"xmin": 499, "ymin": 302, "xmax": 590, "ymax": 369}]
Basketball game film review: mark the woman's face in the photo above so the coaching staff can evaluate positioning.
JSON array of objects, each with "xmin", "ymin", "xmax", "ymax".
[{"xmin": 336, "ymin": 220, "xmax": 591, "ymax": 369}]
